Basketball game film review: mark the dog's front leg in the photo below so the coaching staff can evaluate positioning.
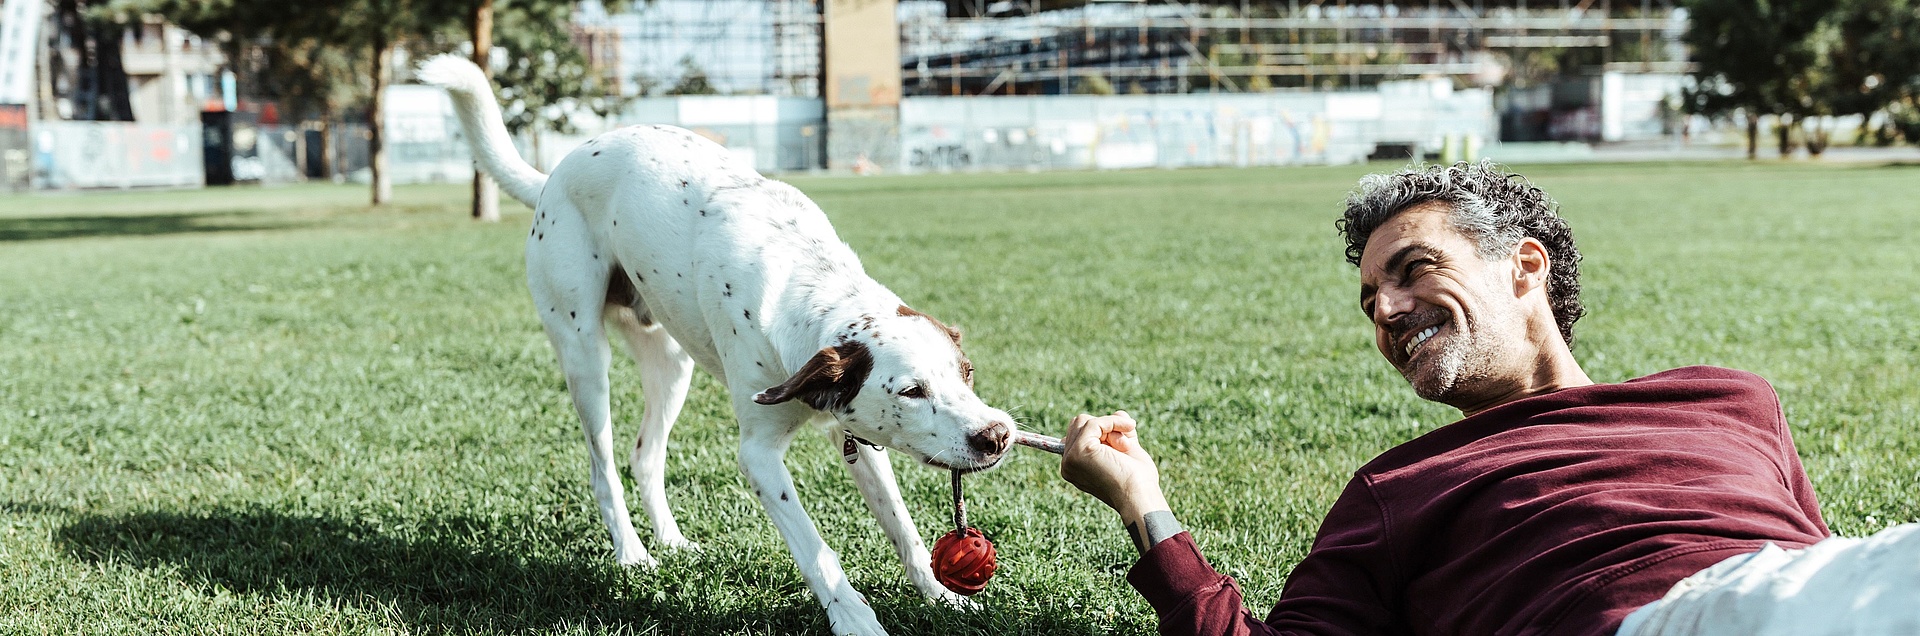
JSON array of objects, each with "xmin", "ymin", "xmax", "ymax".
[
  {"xmin": 837, "ymin": 430, "xmax": 976, "ymax": 609},
  {"xmin": 737, "ymin": 405, "xmax": 888, "ymax": 636}
]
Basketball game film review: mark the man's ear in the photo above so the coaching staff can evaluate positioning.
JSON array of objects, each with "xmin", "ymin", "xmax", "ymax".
[
  {"xmin": 753, "ymin": 341, "xmax": 873, "ymax": 411},
  {"xmin": 1512, "ymin": 237, "xmax": 1551, "ymax": 298}
]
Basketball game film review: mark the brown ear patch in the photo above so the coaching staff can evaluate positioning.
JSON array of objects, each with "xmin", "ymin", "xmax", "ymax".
[
  {"xmin": 753, "ymin": 341, "xmax": 874, "ymax": 411},
  {"xmin": 898, "ymin": 305, "xmax": 973, "ymax": 387},
  {"xmin": 897, "ymin": 305, "xmax": 962, "ymax": 348}
]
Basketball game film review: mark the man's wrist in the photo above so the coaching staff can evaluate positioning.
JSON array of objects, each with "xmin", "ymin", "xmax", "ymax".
[{"xmin": 1124, "ymin": 509, "xmax": 1182, "ymax": 555}]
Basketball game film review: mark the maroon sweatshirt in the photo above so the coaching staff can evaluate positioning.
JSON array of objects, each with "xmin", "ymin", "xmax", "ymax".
[{"xmin": 1127, "ymin": 366, "xmax": 1830, "ymax": 636}]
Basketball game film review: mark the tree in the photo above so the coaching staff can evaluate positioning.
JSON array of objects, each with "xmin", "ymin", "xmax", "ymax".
[
  {"xmin": 482, "ymin": 1, "xmax": 629, "ymax": 170},
  {"xmin": 128, "ymin": 0, "xmax": 629, "ymax": 203},
  {"xmin": 124, "ymin": 0, "xmax": 442, "ymax": 203},
  {"xmin": 1680, "ymin": 0, "xmax": 1833, "ymax": 159},
  {"xmin": 467, "ymin": 0, "xmax": 499, "ymax": 221},
  {"xmin": 667, "ymin": 55, "xmax": 718, "ymax": 96},
  {"xmin": 58, "ymin": 0, "xmax": 138, "ymax": 121},
  {"xmin": 421, "ymin": 0, "xmax": 632, "ymax": 205},
  {"xmin": 1819, "ymin": 0, "xmax": 1920, "ymax": 147}
]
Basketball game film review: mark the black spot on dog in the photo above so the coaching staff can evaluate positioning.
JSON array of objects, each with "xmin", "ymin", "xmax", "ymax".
[
  {"xmin": 537, "ymin": 233, "xmax": 544, "ymax": 240},
  {"xmin": 699, "ymin": 210, "xmax": 706, "ymax": 216},
  {"xmin": 569, "ymin": 311, "xmax": 576, "ymax": 319},
  {"xmin": 743, "ymin": 309, "xmax": 752, "ymax": 320},
  {"xmin": 755, "ymin": 361, "xmax": 763, "ymax": 367},
  {"xmin": 592, "ymin": 151, "xmax": 601, "ymax": 156},
  {"xmin": 779, "ymin": 491, "xmax": 789, "ymax": 501}
]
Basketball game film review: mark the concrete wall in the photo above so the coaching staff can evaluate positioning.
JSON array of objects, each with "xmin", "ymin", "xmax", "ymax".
[
  {"xmin": 33, "ymin": 121, "xmax": 202, "ymax": 189},
  {"xmin": 896, "ymin": 79, "xmax": 1495, "ymax": 173}
]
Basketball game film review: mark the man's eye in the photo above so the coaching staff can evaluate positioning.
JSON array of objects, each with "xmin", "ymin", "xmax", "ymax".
[{"xmin": 898, "ymin": 385, "xmax": 927, "ymax": 399}]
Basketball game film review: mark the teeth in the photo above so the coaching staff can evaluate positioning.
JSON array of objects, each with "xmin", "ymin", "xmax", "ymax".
[{"xmin": 1405, "ymin": 326, "xmax": 1439, "ymax": 356}]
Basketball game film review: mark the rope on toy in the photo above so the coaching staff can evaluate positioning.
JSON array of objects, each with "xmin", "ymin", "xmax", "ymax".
[
  {"xmin": 931, "ymin": 469, "xmax": 997, "ymax": 595},
  {"xmin": 928, "ymin": 430, "xmax": 1063, "ymax": 596}
]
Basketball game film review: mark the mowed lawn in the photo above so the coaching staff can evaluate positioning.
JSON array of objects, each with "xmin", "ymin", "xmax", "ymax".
[{"xmin": 1, "ymin": 161, "xmax": 1917, "ymax": 635}]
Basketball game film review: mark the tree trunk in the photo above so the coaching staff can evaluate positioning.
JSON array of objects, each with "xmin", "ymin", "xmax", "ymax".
[
  {"xmin": 470, "ymin": 0, "xmax": 500, "ymax": 221},
  {"xmin": 530, "ymin": 121, "xmax": 542, "ymax": 172},
  {"xmin": 1775, "ymin": 115, "xmax": 1793, "ymax": 159},
  {"xmin": 92, "ymin": 22, "xmax": 135, "ymax": 121},
  {"xmin": 1745, "ymin": 112, "xmax": 1758, "ymax": 160},
  {"xmin": 1806, "ymin": 118, "xmax": 1829, "ymax": 157},
  {"xmin": 370, "ymin": 33, "xmax": 392, "ymax": 205},
  {"xmin": 318, "ymin": 102, "xmax": 335, "ymax": 180}
]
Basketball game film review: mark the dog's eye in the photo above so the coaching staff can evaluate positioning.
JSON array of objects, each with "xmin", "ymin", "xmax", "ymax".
[{"xmin": 898, "ymin": 384, "xmax": 927, "ymax": 399}]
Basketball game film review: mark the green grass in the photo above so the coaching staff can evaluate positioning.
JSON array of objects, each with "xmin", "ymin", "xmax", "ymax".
[{"xmin": 2, "ymin": 162, "xmax": 1918, "ymax": 635}]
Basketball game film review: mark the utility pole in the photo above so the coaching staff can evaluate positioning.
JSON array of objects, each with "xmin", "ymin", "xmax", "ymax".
[{"xmin": 470, "ymin": 0, "xmax": 500, "ymax": 221}]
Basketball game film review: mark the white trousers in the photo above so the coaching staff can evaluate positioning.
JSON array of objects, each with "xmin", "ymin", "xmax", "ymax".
[{"xmin": 1617, "ymin": 523, "xmax": 1920, "ymax": 636}]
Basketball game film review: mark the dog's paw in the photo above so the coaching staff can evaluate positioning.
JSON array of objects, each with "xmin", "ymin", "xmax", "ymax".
[
  {"xmin": 931, "ymin": 590, "xmax": 980, "ymax": 612},
  {"xmin": 824, "ymin": 593, "xmax": 887, "ymax": 636},
  {"xmin": 660, "ymin": 537, "xmax": 703, "ymax": 554},
  {"xmin": 615, "ymin": 546, "xmax": 659, "ymax": 569}
]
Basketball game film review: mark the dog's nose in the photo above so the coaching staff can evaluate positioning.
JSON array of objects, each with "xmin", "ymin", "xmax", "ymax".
[{"xmin": 968, "ymin": 422, "xmax": 1010, "ymax": 455}]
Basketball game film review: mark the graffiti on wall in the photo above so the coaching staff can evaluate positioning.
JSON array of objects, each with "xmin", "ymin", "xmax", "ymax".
[{"xmin": 35, "ymin": 121, "xmax": 202, "ymax": 189}]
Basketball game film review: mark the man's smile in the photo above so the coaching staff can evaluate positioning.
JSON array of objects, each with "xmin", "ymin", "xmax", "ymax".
[{"xmin": 1406, "ymin": 324, "xmax": 1441, "ymax": 357}]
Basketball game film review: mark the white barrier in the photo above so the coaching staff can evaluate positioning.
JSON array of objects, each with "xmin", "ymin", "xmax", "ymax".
[
  {"xmin": 34, "ymin": 121, "xmax": 202, "ymax": 189},
  {"xmin": 897, "ymin": 80, "xmax": 1495, "ymax": 173}
]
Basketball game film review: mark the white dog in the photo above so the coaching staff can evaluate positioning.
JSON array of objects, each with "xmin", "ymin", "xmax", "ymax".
[{"xmin": 419, "ymin": 56, "xmax": 1016, "ymax": 634}]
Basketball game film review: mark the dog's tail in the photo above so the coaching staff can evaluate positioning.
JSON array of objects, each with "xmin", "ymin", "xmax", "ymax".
[{"xmin": 416, "ymin": 54, "xmax": 546, "ymax": 207}]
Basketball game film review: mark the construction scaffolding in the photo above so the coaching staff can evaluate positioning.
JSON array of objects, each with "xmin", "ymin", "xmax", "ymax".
[
  {"xmin": 900, "ymin": 0, "xmax": 1686, "ymax": 96},
  {"xmin": 612, "ymin": 0, "xmax": 822, "ymax": 97}
]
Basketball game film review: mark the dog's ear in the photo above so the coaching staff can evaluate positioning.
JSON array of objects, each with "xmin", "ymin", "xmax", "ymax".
[
  {"xmin": 753, "ymin": 341, "xmax": 873, "ymax": 411},
  {"xmin": 897, "ymin": 304, "xmax": 962, "ymax": 348}
]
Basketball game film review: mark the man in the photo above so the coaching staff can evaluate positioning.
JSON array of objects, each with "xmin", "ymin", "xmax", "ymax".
[{"xmin": 1059, "ymin": 161, "xmax": 1919, "ymax": 635}]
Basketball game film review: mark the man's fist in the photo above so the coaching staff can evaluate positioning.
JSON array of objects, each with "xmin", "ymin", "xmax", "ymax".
[{"xmin": 1060, "ymin": 411, "xmax": 1169, "ymax": 523}]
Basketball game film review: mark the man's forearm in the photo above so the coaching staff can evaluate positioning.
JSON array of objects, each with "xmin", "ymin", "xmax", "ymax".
[{"xmin": 1125, "ymin": 509, "xmax": 1184, "ymax": 555}]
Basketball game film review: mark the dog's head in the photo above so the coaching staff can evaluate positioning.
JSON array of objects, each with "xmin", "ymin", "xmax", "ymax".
[{"xmin": 753, "ymin": 305, "xmax": 1015, "ymax": 473}]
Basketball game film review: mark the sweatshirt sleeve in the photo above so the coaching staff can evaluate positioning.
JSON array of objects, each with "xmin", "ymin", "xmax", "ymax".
[
  {"xmin": 1127, "ymin": 532, "xmax": 1296, "ymax": 636},
  {"xmin": 1126, "ymin": 476, "xmax": 1406, "ymax": 636}
]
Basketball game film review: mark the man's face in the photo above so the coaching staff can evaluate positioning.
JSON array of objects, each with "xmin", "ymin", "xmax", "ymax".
[{"xmin": 1358, "ymin": 204, "xmax": 1525, "ymax": 405}]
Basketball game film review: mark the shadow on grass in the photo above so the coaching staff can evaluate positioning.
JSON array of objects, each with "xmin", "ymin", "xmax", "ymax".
[
  {"xmin": 55, "ymin": 507, "xmax": 1131, "ymax": 634},
  {"xmin": 0, "ymin": 212, "xmax": 301, "ymax": 242}
]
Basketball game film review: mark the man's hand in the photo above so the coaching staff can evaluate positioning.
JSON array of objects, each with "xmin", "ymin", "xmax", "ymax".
[{"xmin": 1060, "ymin": 411, "xmax": 1170, "ymax": 525}]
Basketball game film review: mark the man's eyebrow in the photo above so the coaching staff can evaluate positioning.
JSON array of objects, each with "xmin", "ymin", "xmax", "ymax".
[
  {"xmin": 1381, "ymin": 242, "xmax": 1439, "ymax": 275},
  {"xmin": 1360, "ymin": 242, "xmax": 1440, "ymax": 311}
]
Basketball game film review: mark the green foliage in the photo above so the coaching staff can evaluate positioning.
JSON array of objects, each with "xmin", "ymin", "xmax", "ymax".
[
  {"xmin": 1683, "ymin": 0, "xmax": 1920, "ymax": 148},
  {"xmin": 1679, "ymin": 0, "xmax": 1829, "ymax": 121},
  {"xmin": 666, "ymin": 55, "xmax": 719, "ymax": 96},
  {"xmin": 2, "ymin": 162, "xmax": 1919, "ymax": 633},
  {"xmin": 487, "ymin": 1, "xmax": 629, "ymax": 136}
]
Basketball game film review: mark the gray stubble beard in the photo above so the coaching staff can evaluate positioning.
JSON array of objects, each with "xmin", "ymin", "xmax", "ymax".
[{"xmin": 1404, "ymin": 312, "xmax": 1510, "ymax": 405}]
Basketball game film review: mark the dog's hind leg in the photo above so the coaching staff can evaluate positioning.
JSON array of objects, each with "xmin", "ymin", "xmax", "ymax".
[
  {"xmin": 607, "ymin": 301, "xmax": 698, "ymax": 552},
  {"xmin": 529, "ymin": 204, "xmax": 653, "ymax": 567},
  {"xmin": 838, "ymin": 430, "xmax": 974, "ymax": 608}
]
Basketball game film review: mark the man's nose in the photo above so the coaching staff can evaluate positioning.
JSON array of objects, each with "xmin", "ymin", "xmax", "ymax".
[
  {"xmin": 968, "ymin": 422, "xmax": 1010, "ymax": 455},
  {"xmin": 1372, "ymin": 288, "xmax": 1413, "ymax": 326}
]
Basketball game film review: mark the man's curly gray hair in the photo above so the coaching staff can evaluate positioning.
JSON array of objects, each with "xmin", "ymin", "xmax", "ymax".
[{"xmin": 1336, "ymin": 160, "xmax": 1586, "ymax": 349}]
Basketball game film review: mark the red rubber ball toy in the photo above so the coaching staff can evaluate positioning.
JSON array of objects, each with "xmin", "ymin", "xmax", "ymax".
[{"xmin": 931, "ymin": 527, "xmax": 997, "ymax": 596}]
